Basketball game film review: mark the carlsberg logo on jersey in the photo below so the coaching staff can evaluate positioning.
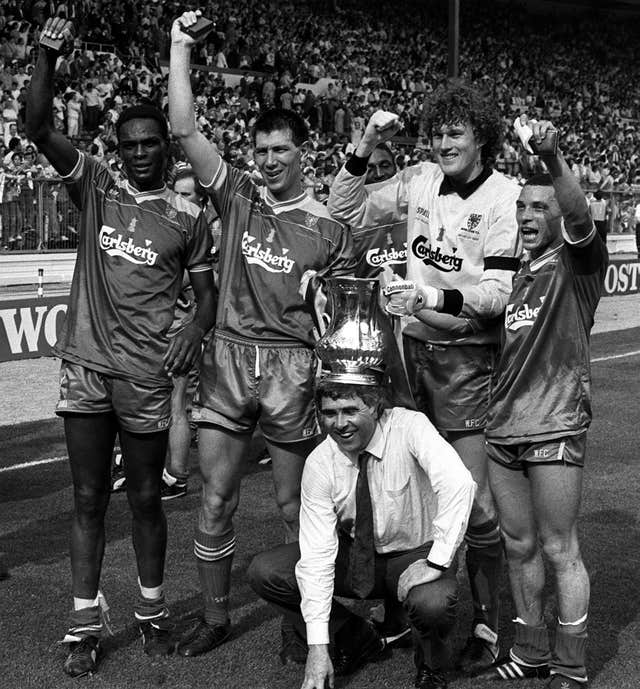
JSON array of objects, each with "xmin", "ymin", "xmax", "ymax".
[
  {"xmin": 366, "ymin": 245, "xmax": 407, "ymax": 268},
  {"xmin": 412, "ymin": 236, "xmax": 463, "ymax": 272},
  {"xmin": 99, "ymin": 226, "xmax": 158, "ymax": 266},
  {"xmin": 242, "ymin": 231, "xmax": 295, "ymax": 273},
  {"xmin": 505, "ymin": 297, "xmax": 545, "ymax": 330}
]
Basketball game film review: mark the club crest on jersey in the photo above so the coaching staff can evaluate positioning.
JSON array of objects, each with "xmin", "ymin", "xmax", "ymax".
[
  {"xmin": 412, "ymin": 236, "xmax": 463, "ymax": 272},
  {"xmin": 305, "ymin": 213, "xmax": 319, "ymax": 229},
  {"xmin": 466, "ymin": 213, "xmax": 482, "ymax": 231},
  {"xmin": 99, "ymin": 225, "xmax": 159, "ymax": 266},
  {"xmin": 366, "ymin": 244, "xmax": 407, "ymax": 268},
  {"xmin": 107, "ymin": 187, "xmax": 119, "ymax": 200},
  {"xmin": 165, "ymin": 205, "xmax": 178, "ymax": 221},
  {"xmin": 126, "ymin": 217, "xmax": 137, "ymax": 233},
  {"xmin": 505, "ymin": 297, "xmax": 545, "ymax": 330},
  {"xmin": 242, "ymin": 231, "xmax": 295, "ymax": 274}
]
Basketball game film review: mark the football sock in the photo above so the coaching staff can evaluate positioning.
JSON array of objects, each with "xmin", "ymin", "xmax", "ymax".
[
  {"xmin": 465, "ymin": 519, "xmax": 502, "ymax": 634},
  {"xmin": 163, "ymin": 468, "xmax": 188, "ymax": 485},
  {"xmin": 194, "ymin": 527, "xmax": 235, "ymax": 626},
  {"xmin": 511, "ymin": 618, "xmax": 551, "ymax": 665},
  {"xmin": 552, "ymin": 616, "xmax": 588, "ymax": 682}
]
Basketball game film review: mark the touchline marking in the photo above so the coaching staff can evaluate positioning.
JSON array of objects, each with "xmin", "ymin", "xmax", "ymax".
[
  {"xmin": 591, "ymin": 349, "xmax": 640, "ymax": 363},
  {"xmin": 0, "ymin": 456, "xmax": 67, "ymax": 473}
]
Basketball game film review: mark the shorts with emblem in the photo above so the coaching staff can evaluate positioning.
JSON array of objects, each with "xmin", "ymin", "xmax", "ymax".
[
  {"xmin": 55, "ymin": 360, "xmax": 172, "ymax": 433},
  {"xmin": 403, "ymin": 337, "xmax": 496, "ymax": 432},
  {"xmin": 486, "ymin": 433, "xmax": 587, "ymax": 471},
  {"xmin": 193, "ymin": 331, "xmax": 320, "ymax": 442}
]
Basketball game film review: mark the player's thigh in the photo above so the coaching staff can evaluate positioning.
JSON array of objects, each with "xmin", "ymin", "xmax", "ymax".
[
  {"xmin": 449, "ymin": 430, "xmax": 494, "ymax": 522},
  {"xmin": 487, "ymin": 455, "xmax": 536, "ymax": 546},
  {"xmin": 527, "ymin": 461, "xmax": 583, "ymax": 543},
  {"xmin": 198, "ymin": 425, "xmax": 251, "ymax": 499},
  {"xmin": 266, "ymin": 437, "xmax": 318, "ymax": 506},
  {"xmin": 449, "ymin": 430, "xmax": 488, "ymax": 484}
]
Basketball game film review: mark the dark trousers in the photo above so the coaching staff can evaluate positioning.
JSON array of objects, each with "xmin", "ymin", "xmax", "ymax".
[{"xmin": 248, "ymin": 537, "xmax": 458, "ymax": 669}]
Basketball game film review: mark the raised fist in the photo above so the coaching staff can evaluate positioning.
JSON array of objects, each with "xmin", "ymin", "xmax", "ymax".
[{"xmin": 39, "ymin": 17, "xmax": 74, "ymax": 53}]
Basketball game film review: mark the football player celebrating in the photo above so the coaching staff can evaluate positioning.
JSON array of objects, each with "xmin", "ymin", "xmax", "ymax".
[
  {"xmin": 26, "ymin": 17, "xmax": 216, "ymax": 677},
  {"xmin": 168, "ymin": 11, "xmax": 354, "ymax": 662},
  {"xmin": 481, "ymin": 120, "xmax": 607, "ymax": 689}
]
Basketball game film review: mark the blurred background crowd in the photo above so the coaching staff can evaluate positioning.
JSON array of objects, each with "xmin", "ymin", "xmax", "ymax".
[{"xmin": 2, "ymin": 0, "xmax": 640, "ymax": 250}]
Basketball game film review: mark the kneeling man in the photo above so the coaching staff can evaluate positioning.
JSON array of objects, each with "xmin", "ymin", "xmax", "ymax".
[{"xmin": 249, "ymin": 376, "xmax": 475, "ymax": 689}]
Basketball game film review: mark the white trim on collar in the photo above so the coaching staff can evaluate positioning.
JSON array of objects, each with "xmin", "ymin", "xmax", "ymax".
[{"xmin": 529, "ymin": 243, "xmax": 562, "ymax": 272}]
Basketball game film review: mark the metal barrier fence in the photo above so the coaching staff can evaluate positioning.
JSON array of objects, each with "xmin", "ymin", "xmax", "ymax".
[
  {"xmin": 0, "ymin": 177, "xmax": 638, "ymax": 253},
  {"xmin": 0, "ymin": 177, "xmax": 81, "ymax": 252}
]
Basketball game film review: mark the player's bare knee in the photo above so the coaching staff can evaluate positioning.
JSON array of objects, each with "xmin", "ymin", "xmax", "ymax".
[
  {"xmin": 540, "ymin": 533, "xmax": 580, "ymax": 569},
  {"xmin": 201, "ymin": 489, "xmax": 238, "ymax": 527},
  {"xmin": 501, "ymin": 529, "xmax": 537, "ymax": 562},
  {"xmin": 126, "ymin": 486, "xmax": 162, "ymax": 521},
  {"xmin": 274, "ymin": 490, "xmax": 300, "ymax": 521},
  {"xmin": 469, "ymin": 490, "xmax": 497, "ymax": 525},
  {"xmin": 73, "ymin": 485, "xmax": 109, "ymax": 522}
]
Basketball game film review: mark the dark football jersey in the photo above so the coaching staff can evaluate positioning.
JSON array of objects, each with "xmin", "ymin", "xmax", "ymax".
[
  {"xmin": 351, "ymin": 179, "xmax": 408, "ymax": 282},
  {"xmin": 486, "ymin": 230, "xmax": 608, "ymax": 442},
  {"xmin": 203, "ymin": 162, "xmax": 354, "ymax": 345},
  {"xmin": 54, "ymin": 154, "xmax": 213, "ymax": 384}
]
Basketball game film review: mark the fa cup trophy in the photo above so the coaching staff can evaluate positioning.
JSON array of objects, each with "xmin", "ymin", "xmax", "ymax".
[{"xmin": 315, "ymin": 277, "xmax": 386, "ymax": 385}]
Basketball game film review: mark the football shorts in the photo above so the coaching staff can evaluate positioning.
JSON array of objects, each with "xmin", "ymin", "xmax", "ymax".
[
  {"xmin": 486, "ymin": 433, "xmax": 587, "ymax": 470},
  {"xmin": 403, "ymin": 337, "xmax": 497, "ymax": 432},
  {"xmin": 55, "ymin": 360, "xmax": 172, "ymax": 433},
  {"xmin": 193, "ymin": 331, "xmax": 320, "ymax": 443}
]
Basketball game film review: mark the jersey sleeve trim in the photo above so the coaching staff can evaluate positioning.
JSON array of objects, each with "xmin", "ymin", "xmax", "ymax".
[
  {"xmin": 200, "ymin": 160, "xmax": 227, "ymax": 191},
  {"xmin": 188, "ymin": 263, "xmax": 214, "ymax": 273},
  {"xmin": 562, "ymin": 222, "xmax": 596, "ymax": 248},
  {"xmin": 60, "ymin": 150, "xmax": 84, "ymax": 184},
  {"xmin": 484, "ymin": 256, "xmax": 521, "ymax": 271}
]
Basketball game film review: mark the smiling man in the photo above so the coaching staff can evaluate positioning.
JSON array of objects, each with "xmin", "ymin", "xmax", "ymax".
[
  {"xmin": 168, "ymin": 11, "xmax": 354, "ymax": 661},
  {"xmin": 481, "ymin": 121, "xmax": 608, "ymax": 689},
  {"xmin": 248, "ymin": 378, "xmax": 475, "ymax": 689},
  {"xmin": 329, "ymin": 81, "xmax": 521, "ymax": 674},
  {"xmin": 26, "ymin": 17, "xmax": 216, "ymax": 678}
]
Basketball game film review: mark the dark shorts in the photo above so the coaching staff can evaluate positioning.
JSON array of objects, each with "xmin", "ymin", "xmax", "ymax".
[
  {"xmin": 403, "ymin": 337, "xmax": 497, "ymax": 432},
  {"xmin": 55, "ymin": 361, "xmax": 172, "ymax": 433},
  {"xmin": 193, "ymin": 332, "xmax": 320, "ymax": 443},
  {"xmin": 486, "ymin": 433, "xmax": 587, "ymax": 471}
]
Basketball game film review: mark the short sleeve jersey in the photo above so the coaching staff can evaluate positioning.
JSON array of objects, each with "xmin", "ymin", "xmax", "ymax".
[
  {"xmin": 54, "ymin": 154, "xmax": 213, "ymax": 384},
  {"xmin": 204, "ymin": 162, "xmax": 354, "ymax": 346},
  {"xmin": 486, "ymin": 230, "xmax": 608, "ymax": 443}
]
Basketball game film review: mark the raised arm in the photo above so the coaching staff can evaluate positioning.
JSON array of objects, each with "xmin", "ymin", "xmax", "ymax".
[
  {"xmin": 25, "ymin": 17, "xmax": 79, "ymax": 177},
  {"xmin": 530, "ymin": 120, "xmax": 593, "ymax": 243},
  {"xmin": 328, "ymin": 110, "xmax": 406, "ymax": 229},
  {"xmin": 168, "ymin": 12, "xmax": 222, "ymax": 187}
]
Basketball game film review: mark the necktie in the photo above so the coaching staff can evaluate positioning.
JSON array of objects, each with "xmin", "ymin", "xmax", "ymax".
[{"xmin": 348, "ymin": 451, "xmax": 375, "ymax": 598}]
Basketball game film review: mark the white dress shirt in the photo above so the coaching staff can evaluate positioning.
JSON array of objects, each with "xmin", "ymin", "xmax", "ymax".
[{"xmin": 296, "ymin": 406, "xmax": 476, "ymax": 645}]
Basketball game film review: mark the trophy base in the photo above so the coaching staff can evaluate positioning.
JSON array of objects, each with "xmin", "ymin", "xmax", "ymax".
[{"xmin": 320, "ymin": 371, "xmax": 381, "ymax": 386}]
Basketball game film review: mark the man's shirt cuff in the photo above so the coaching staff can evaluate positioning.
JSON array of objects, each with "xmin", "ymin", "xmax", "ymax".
[{"xmin": 306, "ymin": 621, "xmax": 330, "ymax": 646}]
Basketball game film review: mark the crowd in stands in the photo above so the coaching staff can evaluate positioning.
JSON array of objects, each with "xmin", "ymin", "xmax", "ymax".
[{"xmin": 2, "ymin": 0, "xmax": 640, "ymax": 249}]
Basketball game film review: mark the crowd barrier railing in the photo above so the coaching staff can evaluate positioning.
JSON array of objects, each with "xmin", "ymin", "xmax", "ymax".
[{"xmin": 1, "ymin": 178, "xmax": 638, "ymax": 255}]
